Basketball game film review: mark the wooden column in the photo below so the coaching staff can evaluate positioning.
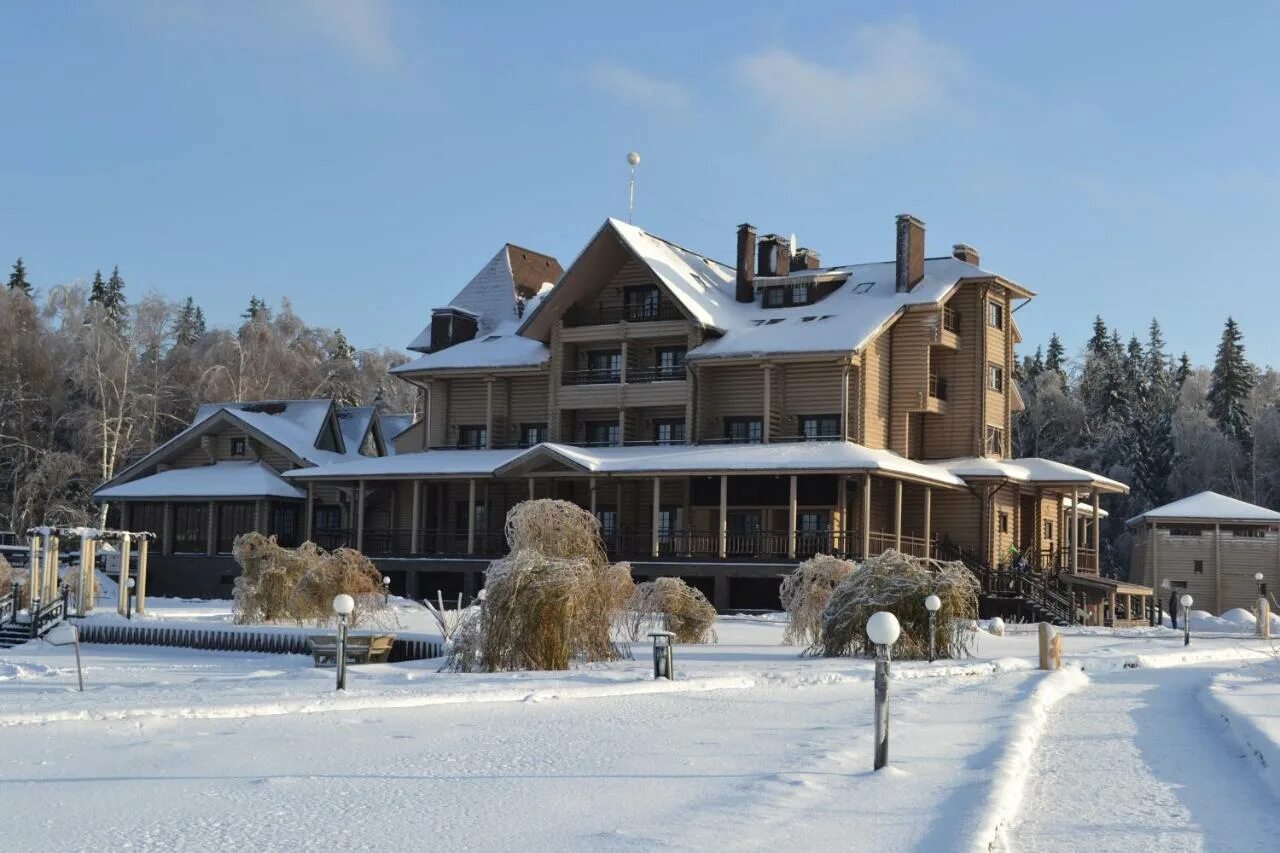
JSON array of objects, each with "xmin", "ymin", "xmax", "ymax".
[
  {"xmin": 117, "ymin": 534, "xmax": 132, "ymax": 616},
  {"xmin": 719, "ymin": 475, "xmax": 728, "ymax": 558},
  {"xmin": 485, "ymin": 377, "xmax": 495, "ymax": 449},
  {"xmin": 422, "ymin": 381, "xmax": 433, "ymax": 449},
  {"xmin": 787, "ymin": 474, "xmax": 798, "ymax": 559},
  {"xmin": 589, "ymin": 477, "xmax": 598, "ymax": 514},
  {"xmin": 840, "ymin": 364, "xmax": 851, "ymax": 440},
  {"xmin": 466, "ymin": 478, "xmax": 477, "ymax": 555},
  {"xmin": 762, "ymin": 364, "xmax": 772, "ymax": 443},
  {"xmin": 1069, "ymin": 489, "xmax": 1079, "ymax": 574},
  {"xmin": 136, "ymin": 536, "xmax": 149, "ymax": 615},
  {"xmin": 894, "ymin": 480, "xmax": 903, "ymax": 552},
  {"xmin": 1091, "ymin": 489, "xmax": 1101, "ymax": 571},
  {"xmin": 410, "ymin": 480, "xmax": 421, "ymax": 554},
  {"xmin": 356, "ymin": 480, "xmax": 366, "ymax": 552},
  {"xmin": 862, "ymin": 474, "xmax": 872, "ymax": 559},
  {"xmin": 1150, "ymin": 521, "xmax": 1160, "ymax": 626},
  {"xmin": 923, "ymin": 486, "xmax": 932, "ymax": 558},
  {"xmin": 1214, "ymin": 522, "xmax": 1222, "ymax": 613},
  {"xmin": 836, "ymin": 476, "xmax": 848, "ymax": 553},
  {"xmin": 528, "ymin": 477, "xmax": 535, "ymax": 501},
  {"xmin": 305, "ymin": 484, "xmax": 314, "ymax": 542},
  {"xmin": 651, "ymin": 477, "xmax": 661, "ymax": 558}
]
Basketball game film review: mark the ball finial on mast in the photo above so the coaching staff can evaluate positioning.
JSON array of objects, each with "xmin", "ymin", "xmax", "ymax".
[{"xmin": 627, "ymin": 151, "xmax": 641, "ymax": 223}]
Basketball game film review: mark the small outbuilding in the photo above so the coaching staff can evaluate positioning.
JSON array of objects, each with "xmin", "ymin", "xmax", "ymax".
[{"xmin": 1128, "ymin": 491, "xmax": 1280, "ymax": 615}]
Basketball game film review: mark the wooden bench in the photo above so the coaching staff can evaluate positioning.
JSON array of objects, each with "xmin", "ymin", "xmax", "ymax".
[{"xmin": 308, "ymin": 634, "xmax": 395, "ymax": 668}]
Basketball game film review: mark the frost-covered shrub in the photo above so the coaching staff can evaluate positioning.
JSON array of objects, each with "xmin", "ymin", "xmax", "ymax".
[
  {"xmin": 449, "ymin": 500, "xmax": 635, "ymax": 672},
  {"xmin": 231, "ymin": 533, "xmax": 385, "ymax": 627},
  {"xmin": 780, "ymin": 554, "xmax": 857, "ymax": 649},
  {"xmin": 628, "ymin": 577, "xmax": 717, "ymax": 644},
  {"xmin": 818, "ymin": 550, "xmax": 979, "ymax": 660},
  {"xmin": 0, "ymin": 552, "xmax": 10, "ymax": 590}
]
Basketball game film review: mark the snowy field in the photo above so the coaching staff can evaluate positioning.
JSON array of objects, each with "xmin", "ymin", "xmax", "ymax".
[{"xmin": 3, "ymin": 599, "xmax": 1280, "ymax": 852}]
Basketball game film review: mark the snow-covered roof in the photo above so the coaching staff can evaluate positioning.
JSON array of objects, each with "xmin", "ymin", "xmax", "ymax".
[
  {"xmin": 284, "ymin": 441, "xmax": 966, "ymax": 488},
  {"xmin": 1063, "ymin": 496, "xmax": 1109, "ymax": 518},
  {"xmin": 391, "ymin": 324, "xmax": 550, "ymax": 374},
  {"xmin": 1127, "ymin": 491, "xmax": 1280, "ymax": 525},
  {"xmin": 937, "ymin": 457, "xmax": 1128, "ymax": 492},
  {"xmin": 336, "ymin": 406, "xmax": 376, "ymax": 455},
  {"xmin": 95, "ymin": 461, "xmax": 305, "ymax": 500},
  {"xmin": 192, "ymin": 400, "xmax": 355, "ymax": 465},
  {"xmin": 378, "ymin": 413, "xmax": 414, "ymax": 450}
]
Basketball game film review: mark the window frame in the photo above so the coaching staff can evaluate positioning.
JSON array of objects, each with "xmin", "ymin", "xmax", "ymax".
[
  {"xmin": 584, "ymin": 421, "xmax": 621, "ymax": 447},
  {"xmin": 229, "ymin": 437, "xmax": 247, "ymax": 457},
  {"xmin": 724, "ymin": 417, "xmax": 764, "ymax": 444},
  {"xmin": 653, "ymin": 419, "xmax": 686, "ymax": 446},
  {"xmin": 984, "ymin": 425, "xmax": 1005, "ymax": 457},
  {"xmin": 1193, "ymin": 559, "xmax": 1204, "ymax": 574},
  {"xmin": 988, "ymin": 362, "xmax": 1005, "ymax": 392},
  {"xmin": 988, "ymin": 301, "xmax": 1004, "ymax": 330},
  {"xmin": 457, "ymin": 425, "xmax": 488, "ymax": 449},
  {"xmin": 799, "ymin": 414, "xmax": 840, "ymax": 441}
]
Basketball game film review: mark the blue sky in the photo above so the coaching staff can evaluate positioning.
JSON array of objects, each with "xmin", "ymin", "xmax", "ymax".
[{"xmin": 3, "ymin": 2, "xmax": 1279, "ymax": 367}]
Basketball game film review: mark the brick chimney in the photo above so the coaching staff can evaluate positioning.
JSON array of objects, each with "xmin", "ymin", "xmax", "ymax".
[
  {"xmin": 757, "ymin": 234, "xmax": 791, "ymax": 277},
  {"xmin": 791, "ymin": 248, "xmax": 821, "ymax": 271},
  {"xmin": 952, "ymin": 243, "xmax": 980, "ymax": 266},
  {"xmin": 895, "ymin": 214, "xmax": 925, "ymax": 293},
  {"xmin": 736, "ymin": 223, "xmax": 756, "ymax": 303}
]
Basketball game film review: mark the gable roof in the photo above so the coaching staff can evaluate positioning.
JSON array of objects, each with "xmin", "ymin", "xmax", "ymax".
[
  {"xmin": 95, "ymin": 461, "xmax": 305, "ymax": 501},
  {"xmin": 406, "ymin": 244, "xmax": 562, "ymax": 354},
  {"xmin": 378, "ymin": 413, "xmax": 414, "ymax": 451},
  {"xmin": 336, "ymin": 406, "xmax": 377, "ymax": 456},
  {"xmin": 1127, "ymin": 491, "xmax": 1280, "ymax": 525}
]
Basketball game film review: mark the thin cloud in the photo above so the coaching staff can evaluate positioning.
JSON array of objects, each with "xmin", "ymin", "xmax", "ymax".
[
  {"xmin": 590, "ymin": 63, "xmax": 695, "ymax": 113},
  {"xmin": 735, "ymin": 20, "xmax": 966, "ymax": 141},
  {"xmin": 292, "ymin": 0, "xmax": 399, "ymax": 72}
]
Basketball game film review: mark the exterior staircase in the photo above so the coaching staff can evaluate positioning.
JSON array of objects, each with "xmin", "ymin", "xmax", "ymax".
[
  {"xmin": 937, "ymin": 544, "xmax": 1073, "ymax": 626},
  {"xmin": 0, "ymin": 587, "xmax": 70, "ymax": 649}
]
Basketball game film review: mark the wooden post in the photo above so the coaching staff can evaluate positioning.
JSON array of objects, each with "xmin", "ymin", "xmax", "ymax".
[
  {"xmin": 837, "ymin": 476, "xmax": 848, "ymax": 554},
  {"xmin": 589, "ymin": 477, "xmax": 598, "ymax": 514},
  {"xmin": 1150, "ymin": 521, "xmax": 1160, "ymax": 625},
  {"xmin": 1259, "ymin": 598, "xmax": 1271, "ymax": 640},
  {"xmin": 923, "ymin": 487, "xmax": 932, "ymax": 558},
  {"xmin": 117, "ymin": 534, "xmax": 132, "ymax": 617},
  {"xmin": 356, "ymin": 480, "xmax": 366, "ymax": 552},
  {"xmin": 862, "ymin": 474, "xmax": 872, "ymax": 559},
  {"xmin": 1038, "ymin": 622, "xmax": 1053, "ymax": 670},
  {"xmin": 719, "ymin": 475, "xmax": 728, "ymax": 559},
  {"xmin": 651, "ymin": 476, "xmax": 661, "ymax": 558},
  {"xmin": 840, "ymin": 364, "xmax": 850, "ymax": 440},
  {"xmin": 787, "ymin": 474, "xmax": 798, "ymax": 559},
  {"xmin": 762, "ymin": 364, "xmax": 772, "ymax": 444},
  {"xmin": 136, "ymin": 536, "xmax": 149, "ymax": 615},
  {"xmin": 28, "ymin": 534, "xmax": 41, "ymax": 607},
  {"xmin": 76, "ymin": 534, "xmax": 91, "ymax": 616},
  {"xmin": 410, "ymin": 480, "xmax": 422, "ymax": 554},
  {"xmin": 485, "ymin": 377, "xmax": 495, "ymax": 449},
  {"xmin": 528, "ymin": 477, "xmax": 535, "ymax": 501},
  {"xmin": 45, "ymin": 534, "xmax": 60, "ymax": 603},
  {"xmin": 894, "ymin": 480, "xmax": 903, "ymax": 552},
  {"xmin": 466, "ymin": 479, "xmax": 477, "ymax": 555},
  {"xmin": 422, "ymin": 381, "xmax": 433, "ymax": 449},
  {"xmin": 1069, "ymin": 489, "xmax": 1079, "ymax": 574},
  {"xmin": 1214, "ymin": 522, "xmax": 1222, "ymax": 613}
]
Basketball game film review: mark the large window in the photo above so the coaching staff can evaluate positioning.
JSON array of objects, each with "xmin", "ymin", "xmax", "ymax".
[
  {"xmin": 725, "ymin": 417, "xmax": 763, "ymax": 444},
  {"xmin": 984, "ymin": 426, "xmax": 1005, "ymax": 457},
  {"xmin": 585, "ymin": 421, "xmax": 620, "ymax": 447},
  {"xmin": 457, "ymin": 425, "xmax": 487, "ymax": 449},
  {"xmin": 216, "ymin": 502, "xmax": 256, "ymax": 554},
  {"xmin": 988, "ymin": 301, "xmax": 1004, "ymax": 330},
  {"xmin": 520, "ymin": 423, "xmax": 548, "ymax": 447},
  {"xmin": 654, "ymin": 419, "xmax": 686, "ymax": 445},
  {"xmin": 624, "ymin": 286, "xmax": 661, "ymax": 321},
  {"xmin": 173, "ymin": 503, "xmax": 208, "ymax": 554},
  {"xmin": 655, "ymin": 347, "xmax": 686, "ymax": 379},
  {"xmin": 586, "ymin": 350, "xmax": 622, "ymax": 382},
  {"xmin": 799, "ymin": 414, "xmax": 840, "ymax": 441},
  {"xmin": 130, "ymin": 503, "xmax": 165, "ymax": 539},
  {"xmin": 594, "ymin": 508, "xmax": 617, "ymax": 540},
  {"xmin": 988, "ymin": 363, "xmax": 1004, "ymax": 392},
  {"xmin": 313, "ymin": 505, "xmax": 342, "ymax": 531},
  {"xmin": 273, "ymin": 504, "xmax": 300, "ymax": 548}
]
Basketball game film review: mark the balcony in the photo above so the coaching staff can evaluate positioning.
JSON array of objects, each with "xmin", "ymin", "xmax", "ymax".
[
  {"xmin": 929, "ymin": 374, "xmax": 948, "ymax": 401},
  {"xmin": 931, "ymin": 306, "xmax": 960, "ymax": 349},
  {"xmin": 564, "ymin": 301, "xmax": 683, "ymax": 328},
  {"xmin": 627, "ymin": 365, "xmax": 686, "ymax": 383},
  {"xmin": 562, "ymin": 367, "xmax": 621, "ymax": 386}
]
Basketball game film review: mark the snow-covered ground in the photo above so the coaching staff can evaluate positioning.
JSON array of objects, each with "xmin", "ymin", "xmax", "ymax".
[{"xmin": 3, "ymin": 600, "xmax": 1279, "ymax": 852}]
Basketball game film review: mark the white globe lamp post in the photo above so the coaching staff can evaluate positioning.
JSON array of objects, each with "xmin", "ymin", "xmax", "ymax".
[
  {"xmin": 1180, "ymin": 593, "xmax": 1193, "ymax": 647},
  {"xmin": 333, "ymin": 593, "xmax": 355, "ymax": 690},
  {"xmin": 866, "ymin": 611, "xmax": 901, "ymax": 771},
  {"xmin": 924, "ymin": 594, "xmax": 942, "ymax": 663}
]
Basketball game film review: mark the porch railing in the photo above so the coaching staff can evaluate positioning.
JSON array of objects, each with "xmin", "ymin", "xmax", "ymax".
[
  {"xmin": 562, "ymin": 367, "xmax": 622, "ymax": 386},
  {"xmin": 564, "ymin": 301, "xmax": 683, "ymax": 327}
]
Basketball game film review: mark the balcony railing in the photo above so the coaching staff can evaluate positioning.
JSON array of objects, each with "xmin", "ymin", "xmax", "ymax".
[
  {"xmin": 942, "ymin": 306, "xmax": 960, "ymax": 334},
  {"xmin": 562, "ymin": 368, "xmax": 621, "ymax": 386},
  {"xmin": 929, "ymin": 374, "xmax": 948, "ymax": 401},
  {"xmin": 564, "ymin": 301, "xmax": 683, "ymax": 327},
  {"xmin": 627, "ymin": 365, "xmax": 686, "ymax": 383}
]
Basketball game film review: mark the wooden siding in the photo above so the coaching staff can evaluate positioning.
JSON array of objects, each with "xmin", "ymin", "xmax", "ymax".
[
  {"xmin": 696, "ymin": 364, "xmax": 764, "ymax": 440},
  {"xmin": 781, "ymin": 362, "xmax": 844, "ymax": 441},
  {"xmin": 889, "ymin": 311, "xmax": 933, "ymax": 456},
  {"xmin": 861, "ymin": 333, "xmax": 892, "ymax": 449},
  {"xmin": 1133, "ymin": 525, "xmax": 1280, "ymax": 614},
  {"xmin": 922, "ymin": 288, "xmax": 981, "ymax": 459}
]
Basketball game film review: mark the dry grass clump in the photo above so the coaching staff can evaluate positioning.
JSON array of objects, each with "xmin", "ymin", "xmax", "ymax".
[
  {"xmin": 0, "ymin": 553, "xmax": 11, "ymax": 591},
  {"xmin": 231, "ymin": 533, "xmax": 387, "ymax": 627},
  {"xmin": 817, "ymin": 550, "xmax": 979, "ymax": 660},
  {"xmin": 780, "ymin": 554, "xmax": 857, "ymax": 648},
  {"xmin": 628, "ymin": 577, "xmax": 718, "ymax": 644},
  {"xmin": 449, "ymin": 499, "xmax": 635, "ymax": 672}
]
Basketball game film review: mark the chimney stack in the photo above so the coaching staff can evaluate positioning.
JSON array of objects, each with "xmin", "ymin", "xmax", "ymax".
[
  {"xmin": 952, "ymin": 243, "xmax": 980, "ymax": 266},
  {"xmin": 791, "ymin": 248, "xmax": 821, "ymax": 271},
  {"xmin": 757, "ymin": 234, "xmax": 791, "ymax": 277},
  {"xmin": 895, "ymin": 214, "xmax": 925, "ymax": 293},
  {"xmin": 736, "ymin": 223, "xmax": 757, "ymax": 303}
]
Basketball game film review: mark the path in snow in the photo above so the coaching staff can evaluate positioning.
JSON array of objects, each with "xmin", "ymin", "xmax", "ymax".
[{"xmin": 1003, "ymin": 665, "xmax": 1277, "ymax": 852}]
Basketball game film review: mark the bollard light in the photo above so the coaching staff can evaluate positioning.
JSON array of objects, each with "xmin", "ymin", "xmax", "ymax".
[
  {"xmin": 1256, "ymin": 572, "xmax": 1266, "ymax": 599},
  {"xmin": 382, "ymin": 575, "xmax": 391, "ymax": 606},
  {"xmin": 333, "ymin": 594, "xmax": 355, "ymax": 691},
  {"xmin": 1180, "ymin": 593, "xmax": 1193, "ymax": 647},
  {"xmin": 648, "ymin": 631, "xmax": 674, "ymax": 680},
  {"xmin": 866, "ymin": 611, "xmax": 901, "ymax": 771},
  {"xmin": 924, "ymin": 594, "xmax": 942, "ymax": 663},
  {"xmin": 126, "ymin": 577, "xmax": 136, "ymax": 621}
]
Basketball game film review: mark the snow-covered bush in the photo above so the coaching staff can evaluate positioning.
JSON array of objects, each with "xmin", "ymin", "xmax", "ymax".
[
  {"xmin": 0, "ymin": 552, "xmax": 10, "ymax": 591},
  {"xmin": 628, "ymin": 577, "xmax": 717, "ymax": 644},
  {"xmin": 817, "ymin": 550, "xmax": 979, "ymax": 660},
  {"xmin": 449, "ymin": 500, "xmax": 635, "ymax": 672},
  {"xmin": 779, "ymin": 554, "xmax": 856, "ymax": 649},
  {"xmin": 231, "ymin": 533, "xmax": 385, "ymax": 627}
]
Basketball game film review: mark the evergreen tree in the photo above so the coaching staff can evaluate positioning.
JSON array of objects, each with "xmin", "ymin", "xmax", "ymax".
[
  {"xmin": 1087, "ymin": 316, "xmax": 1110, "ymax": 355},
  {"xmin": 7, "ymin": 257, "xmax": 32, "ymax": 295},
  {"xmin": 1045, "ymin": 333, "xmax": 1066, "ymax": 376},
  {"xmin": 324, "ymin": 329, "xmax": 360, "ymax": 406},
  {"xmin": 1146, "ymin": 319, "xmax": 1171, "ymax": 400},
  {"xmin": 102, "ymin": 266, "xmax": 127, "ymax": 327},
  {"xmin": 89, "ymin": 269, "xmax": 107, "ymax": 306},
  {"xmin": 1208, "ymin": 317, "xmax": 1255, "ymax": 448},
  {"xmin": 1174, "ymin": 352, "xmax": 1192, "ymax": 389},
  {"xmin": 243, "ymin": 296, "xmax": 267, "ymax": 321},
  {"xmin": 174, "ymin": 297, "xmax": 206, "ymax": 346}
]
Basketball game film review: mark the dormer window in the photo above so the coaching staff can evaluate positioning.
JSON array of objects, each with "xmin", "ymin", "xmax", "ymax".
[
  {"xmin": 790, "ymin": 282, "xmax": 810, "ymax": 305},
  {"xmin": 230, "ymin": 437, "xmax": 246, "ymax": 457},
  {"xmin": 764, "ymin": 287, "xmax": 785, "ymax": 308}
]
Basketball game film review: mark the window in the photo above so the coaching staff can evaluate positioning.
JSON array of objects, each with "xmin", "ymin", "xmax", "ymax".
[
  {"xmin": 1193, "ymin": 560, "xmax": 1204, "ymax": 574},
  {"xmin": 273, "ymin": 505, "xmax": 299, "ymax": 548},
  {"xmin": 728, "ymin": 511, "xmax": 762, "ymax": 534},
  {"xmin": 988, "ymin": 363, "xmax": 1004, "ymax": 392},
  {"xmin": 1229, "ymin": 526, "xmax": 1266, "ymax": 538},
  {"xmin": 799, "ymin": 511, "xmax": 829, "ymax": 532},
  {"xmin": 988, "ymin": 301, "xmax": 1004, "ymax": 329},
  {"xmin": 313, "ymin": 505, "xmax": 341, "ymax": 530},
  {"xmin": 791, "ymin": 282, "xmax": 811, "ymax": 305},
  {"xmin": 1044, "ymin": 520, "xmax": 1054, "ymax": 541},
  {"xmin": 764, "ymin": 287, "xmax": 785, "ymax": 308},
  {"xmin": 586, "ymin": 350, "xmax": 622, "ymax": 381},
  {"xmin": 216, "ymin": 502, "xmax": 255, "ymax": 554},
  {"xmin": 173, "ymin": 503, "xmax": 208, "ymax": 554},
  {"xmin": 657, "ymin": 508, "xmax": 677, "ymax": 538},
  {"xmin": 655, "ymin": 347, "xmax": 686, "ymax": 379},
  {"xmin": 725, "ymin": 417, "xmax": 763, "ymax": 444},
  {"xmin": 799, "ymin": 414, "xmax": 840, "ymax": 441},
  {"xmin": 230, "ymin": 437, "xmax": 247, "ymax": 457},
  {"xmin": 520, "ymin": 423, "xmax": 548, "ymax": 447},
  {"xmin": 852, "ymin": 282, "xmax": 875, "ymax": 294},
  {"xmin": 585, "ymin": 421, "xmax": 620, "ymax": 447},
  {"xmin": 595, "ymin": 508, "xmax": 617, "ymax": 540},
  {"xmin": 999, "ymin": 512, "xmax": 1010, "ymax": 534},
  {"xmin": 1172, "ymin": 580, "xmax": 1188, "ymax": 590},
  {"xmin": 624, "ymin": 286, "xmax": 661, "ymax": 321},
  {"xmin": 654, "ymin": 419, "xmax": 686, "ymax": 445},
  {"xmin": 1169, "ymin": 526, "xmax": 1203, "ymax": 537},
  {"xmin": 984, "ymin": 426, "xmax": 1005, "ymax": 456},
  {"xmin": 457, "ymin": 425, "xmax": 487, "ymax": 449}
]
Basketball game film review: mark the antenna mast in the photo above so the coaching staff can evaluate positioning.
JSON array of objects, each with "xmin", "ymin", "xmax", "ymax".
[{"xmin": 627, "ymin": 151, "xmax": 641, "ymax": 223}]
